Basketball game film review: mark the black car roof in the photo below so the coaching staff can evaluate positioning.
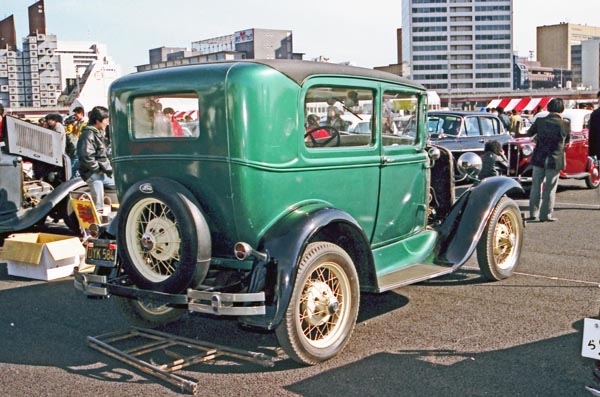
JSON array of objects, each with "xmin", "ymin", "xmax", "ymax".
[{"xmin": 250, "ymin": 59, "xmax": 424, "ymax": 89}]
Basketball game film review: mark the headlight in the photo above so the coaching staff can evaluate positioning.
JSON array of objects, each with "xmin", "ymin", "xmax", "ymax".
[{"xmin": 522, "ymin": 144, "xmax": 534, "ymax": 156}]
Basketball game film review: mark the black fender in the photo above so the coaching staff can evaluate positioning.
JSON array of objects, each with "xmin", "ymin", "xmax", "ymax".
[
  {"xmin": 241, "ymin": 202, "xmax": 374, "ymax": 330},
  {"xmin": 435, "ymin": 176, "xmax": 523, "ymax": 267},
  {"xmin": 0, "ymin": 177, "xmax": 87, "ymax": 233}
]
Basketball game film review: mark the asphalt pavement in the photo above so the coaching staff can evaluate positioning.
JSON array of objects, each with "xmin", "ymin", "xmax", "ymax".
[{"xmin": 0, "ymin": 180, "xmax": 598, "ymax": 396}]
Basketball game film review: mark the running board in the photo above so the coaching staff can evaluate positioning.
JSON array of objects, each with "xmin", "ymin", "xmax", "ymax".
[{"xmin": 376, "ymin": 264, "xmax": 454, "ymax": 292}]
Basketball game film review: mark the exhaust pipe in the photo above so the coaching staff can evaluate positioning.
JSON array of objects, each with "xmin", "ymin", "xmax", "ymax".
[{"xmin": 234, "ymin": 242, "xmax": 269, "ymax": 262}]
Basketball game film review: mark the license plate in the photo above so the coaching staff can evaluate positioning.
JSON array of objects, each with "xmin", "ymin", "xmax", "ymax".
[
  {"xmin": 582, "ymin": 318, "xmax": 600, "ymax": 359},
  {"xmin": 86, "ymin": 239, "xmax": 117, "ymax": 267}
]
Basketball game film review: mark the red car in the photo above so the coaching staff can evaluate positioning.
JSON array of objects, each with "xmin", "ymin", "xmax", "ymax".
[{"xmin": 503, "ymin": 109, "xmax": 600, "ymax": 189}]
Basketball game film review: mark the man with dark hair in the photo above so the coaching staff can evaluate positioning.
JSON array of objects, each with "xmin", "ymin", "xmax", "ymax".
[
  {"xmin": 527, "ymin": 98, "xmax": 570, "ymax": 222},
  {"xmin": 479, "ymin": 140, "xmax": 508, "ymax": 179},
  {"xmin": 76, "ymin": 106, "xmax": 114, "ymax": 212},
  {"xmin": 588, "ymin": 90, "xmax": 600, "ymax": 161},
  {"xmin": 45, "ymin": 113, "xmax": 65, "ymax": 134},
  {"xmin": 497, "ymin": 106, "xmax": 510, "ymax": 131}
]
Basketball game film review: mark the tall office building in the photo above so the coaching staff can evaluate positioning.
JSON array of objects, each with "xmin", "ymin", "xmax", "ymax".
[
  {"xmin": 401, "ymin": 0, "xmax": 513, "ymax": 96},
  {"xmin": 537, "ymin": 23, "xmax": 600, "ymax": 85}
]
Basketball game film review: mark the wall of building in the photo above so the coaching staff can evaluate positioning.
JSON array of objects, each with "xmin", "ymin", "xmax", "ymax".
[{"xmin": 582, "ymin": 39, "xmax": 600, "ymax": 90}]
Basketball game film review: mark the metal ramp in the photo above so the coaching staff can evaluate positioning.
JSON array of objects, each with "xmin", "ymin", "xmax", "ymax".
[{"xmin": 88, "ymin": 327, "xmax": 275, "ymax": 394}]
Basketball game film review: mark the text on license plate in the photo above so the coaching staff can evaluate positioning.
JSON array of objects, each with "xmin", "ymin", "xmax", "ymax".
[
  {"xmin": 582, "ymin": 318, "xmax": 600, "ymax": 359},
  {"xmin": 86, "ymin": 239, "xmax": 117, "ymax": 265}
]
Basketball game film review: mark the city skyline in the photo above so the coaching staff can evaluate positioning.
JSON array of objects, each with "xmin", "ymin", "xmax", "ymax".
[{"xmin": 3, "ymin": 0, "xmax": 600, "ymax": 74}]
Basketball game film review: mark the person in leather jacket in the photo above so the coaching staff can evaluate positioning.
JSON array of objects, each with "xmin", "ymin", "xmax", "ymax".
[
  {"xmin": 527, "ymin": 98, "xmax": 570, "ymax": 222},
  {"xmin": 76, "ymin": 106, "xmax": 115, "ymax": 212},
  {"xmin": 479, "ymin": 140, "xmax": 508, "ymax": 179}
]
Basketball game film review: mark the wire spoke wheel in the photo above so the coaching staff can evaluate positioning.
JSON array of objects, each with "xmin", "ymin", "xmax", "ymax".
[
  {"xmin": 276, "ymin": 242, "xmax": 359, "ymax": 365},
  {"xmin": 126, "ymin": 198, "xmax": 182, "ymax": 283},
  {"xmin": 477, "ymin": 196, "xmax": 523, "ymax": 281},
  {"xmin": 117, "ymin": 178, "xmax": 211, "ymax": 293}
]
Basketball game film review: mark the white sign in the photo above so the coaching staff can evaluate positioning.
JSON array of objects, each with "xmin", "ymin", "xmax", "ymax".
[{"xmin": 582, "ymin": 318, "xmax": 600, "ymax": 359}]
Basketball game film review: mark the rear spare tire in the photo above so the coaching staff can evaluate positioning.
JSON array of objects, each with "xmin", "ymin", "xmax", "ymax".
[{"xmin": 117, "ymin": 178, "xmax": 211, "ymax": 293}]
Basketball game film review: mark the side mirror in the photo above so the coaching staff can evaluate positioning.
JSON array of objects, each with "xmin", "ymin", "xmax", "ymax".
[{"xmin": 457, "ymin": 152, "xmax": 482, "ymax": 179}]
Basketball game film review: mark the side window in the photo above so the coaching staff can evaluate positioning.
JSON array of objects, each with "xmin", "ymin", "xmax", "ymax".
[
  {"xmin": 132, "ymin": 94, "xmax": 199, "ymax": 139},
  {"xmin": 584, "ymin": 114, "xmax": 591, "ymax": 130},
  {"xmin": 480, "ymin": 117, "xmax": 496, "ymax": 136},
  {"xmin": 304, "ymin": 86, "xmax": 373, "ymax": 148},
  {"xmin": 464, "ymin": 117, "xmax": 480, "ymax": 136},
  {"xmin": 382, "ymin": 92, "xmax": 419, "ymax": 146}
]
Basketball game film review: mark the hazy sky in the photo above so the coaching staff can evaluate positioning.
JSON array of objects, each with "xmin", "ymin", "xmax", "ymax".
[{"xmin": 3, "ymin": 0, "xmax": 600, "ymax": 74}]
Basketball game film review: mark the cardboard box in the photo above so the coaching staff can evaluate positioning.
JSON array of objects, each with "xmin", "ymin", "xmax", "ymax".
[{"xmin": 0, "ymin": 233, "xmax": 85, "ymax": 281}]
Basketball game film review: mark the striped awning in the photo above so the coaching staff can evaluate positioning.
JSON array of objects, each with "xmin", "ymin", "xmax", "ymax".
[
  {"xmin": 173, "ymin": 110, "xmax": 199, "ymax": 120},
  {"xmin": 486, "ymin": 97, "xmax": 552, "ymax": 113}
]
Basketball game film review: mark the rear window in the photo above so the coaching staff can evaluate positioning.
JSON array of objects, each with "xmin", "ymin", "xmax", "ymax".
[{"xmin": 131, "ymin": 94, "xmax": 199, "ymax": 139}]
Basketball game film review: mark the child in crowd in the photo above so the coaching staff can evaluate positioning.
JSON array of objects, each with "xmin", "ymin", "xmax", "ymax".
[{"xmin": 479, "ymin": 140, "xmax": 508, "ymax": 179}]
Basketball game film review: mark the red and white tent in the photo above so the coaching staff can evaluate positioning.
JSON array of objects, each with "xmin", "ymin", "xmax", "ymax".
[
  {"xmin": 173, "ymin": 110, "xmax": 199, "ymax": 120},
  {"xmin": 486, "ymin": 97, "xmax": 552, "ymax": 113}
]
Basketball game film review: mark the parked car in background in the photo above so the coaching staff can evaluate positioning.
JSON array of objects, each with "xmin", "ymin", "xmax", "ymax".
[
  {"xmin": 75, "ymin": 60, "xmax": 524, "ymax": 365},
  {"xmin": 426, "ymin": 111, "xmax": 512, "ymax": 180},
  {"xmin": 503, "ymin": 108, "xmax": 600, "ymax": 189}
]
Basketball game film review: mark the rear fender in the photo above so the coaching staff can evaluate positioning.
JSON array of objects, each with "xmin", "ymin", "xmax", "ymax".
[
  {"xmin": 0, "ymin": 177, "xmax": 87, "ymax": 233},
  {"xmin": 435, "ymin": 176, "xmax": 522, "ymax": 267},
  {"xmin": 240, "ymin": 203, "xmax": 374, "ymax": 330}
]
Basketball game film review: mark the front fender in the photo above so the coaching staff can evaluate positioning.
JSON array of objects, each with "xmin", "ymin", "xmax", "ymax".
[
  {"xmin": 0, "ymin": 177, "xmax": 87, "ymax": 233},
  {"xmin": 240, "ymin": 202, "xmax": 373, "ymax": 330},
  {"xmin": 436, "ymin": 176, "xmax": 522, "ymax": 267}
]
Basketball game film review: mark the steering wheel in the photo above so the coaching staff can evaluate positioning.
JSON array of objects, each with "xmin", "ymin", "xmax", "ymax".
[{"xmin": 304, "ymin": 126, "xmax": 341, "ymax": 147}]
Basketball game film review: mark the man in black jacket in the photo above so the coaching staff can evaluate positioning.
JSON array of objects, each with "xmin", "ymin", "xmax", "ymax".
[
  {"xmin": 76, "ymin": 106, "xmax": 114, "ymax": 212},
  {"xmin": 527, "ymin": 98, "xmax": 570, "ymax": 222},
  {"xmin": 588, "ymin": 91, "xmax": 600, "ymax": 161}
]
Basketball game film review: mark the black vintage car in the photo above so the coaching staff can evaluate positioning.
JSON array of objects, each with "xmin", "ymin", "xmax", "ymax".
[{"xmin": 426, "ymin": 111, "xmax": 512, "ymax": 180}]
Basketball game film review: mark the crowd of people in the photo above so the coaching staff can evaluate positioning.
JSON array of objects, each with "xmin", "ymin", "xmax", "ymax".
[{"xmin": 480, "ymin": 93, "xmax": 600, "ymax": 223}]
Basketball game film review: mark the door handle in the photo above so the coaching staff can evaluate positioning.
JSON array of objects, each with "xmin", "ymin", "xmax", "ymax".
[{"xmin": 382, "ymin": 156, "xmax": 394, "ymax": 164}]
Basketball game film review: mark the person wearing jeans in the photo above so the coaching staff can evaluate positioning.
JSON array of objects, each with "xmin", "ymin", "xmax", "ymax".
[
  {"xmin": 76, "ymin": 106, "xmax": 115, "ymax": 212},
  {"xmin": 527, "ymin": 98, "xmax": 570, "ymax": 222}
]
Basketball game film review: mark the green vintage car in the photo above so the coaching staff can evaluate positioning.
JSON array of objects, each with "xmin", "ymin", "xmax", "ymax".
[{"xmin": 75, "ymin": 60, "xmax": 524, "ymax": 365}]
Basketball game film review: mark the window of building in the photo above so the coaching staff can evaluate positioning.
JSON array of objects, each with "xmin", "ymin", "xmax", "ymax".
[
  {"xmin": 132, "ymin": 94, "xmax": 199, "ymax": 139},
  {"xmin": 475, "ymin": 24, "xmax": 511, "ymax": 31},
  {"xmin": 451, "ymin": 35, "xmax": 473, "ymax": 41},
  {"xmin": 413, "ymin": 16, "xmax": 448, "ymax": 23},
  {"xmin": 451, "ymin": 83, "xmax": 473, "ymax": 89},
  {"xmin": 413, "ymin": 64, "xmax": 447, "ymax": 71},
  {"xmin": 414, "ymin": 54, "xmax": 448, "ymax": 61},
  {"xmin": 475, "ymin": 63, "xmax": 511, "ymax": 69},
  {"xmin": 413, "ymin": 45, "xmax": 448, "ymax": 52},
  {"xmin": 475, "ymin": 34, "xmax": 510, "ymax": 41},
  {"xmin": 451, "ymin": 73, "xmax": 473, "ymax": 79},
  {"xmin": 451, "ymin": 44, "xmax": 473, "ymax": 51},
  {"xmin": 475, "ymin": 82, "xmax": 511, "ymax": 88},
  {"xmin": 412, "ymin": 7, "xmax": 447, "ymax": 13},
  {"xmin": 476, "ymin": 72, "xmax": 510, "ymax": 79},
  {"xmin": 475, "ymin": 15, "xmax": 510, "ymax": 21},
  {"xmin": 414, "ymin": 36, "xmax": 447, "ymax": 42},
  {"xmin": 451, "ymin": 26, "xmax": 473, "ymax": 32},
  {"xmin": 450, "ymin": 64, "xmax": 473, "ymax": 70},
  {"xmin": 475, "ymin": 53, "xmax": 511, "ymax": 60},
  {"xmin": 451, "ymin": 16, "xmax": 473, "ymax": 22},
  {"xmin": 475, "ymin": 5, "xmax": 510, "ymax": 11},
  {"xmin": 413, "ymin": 26, "xmax": 447, "ymax": 33},
  {"xmin": 450, "ymin": 6, "xmax": 473, "ymax": 12},
  {"xmin": 413, "ymin": 74, "xmax": 449, "ymax": 80},
  {"xmin": 475, "ymin": 43, "xmax": 510, "ymax": 50},
  {"xmin": 450, "ymin": 54, "xmax": 473, "ymax": 60}
]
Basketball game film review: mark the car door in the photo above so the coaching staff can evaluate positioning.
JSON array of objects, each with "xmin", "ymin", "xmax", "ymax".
[
  {"xmin": 461, "ymin": 115, "xmax": 484, "ymax": 153},
  {"xmin": 372, "ymin": 88, "xmax": 428, "ymax": 246}
]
